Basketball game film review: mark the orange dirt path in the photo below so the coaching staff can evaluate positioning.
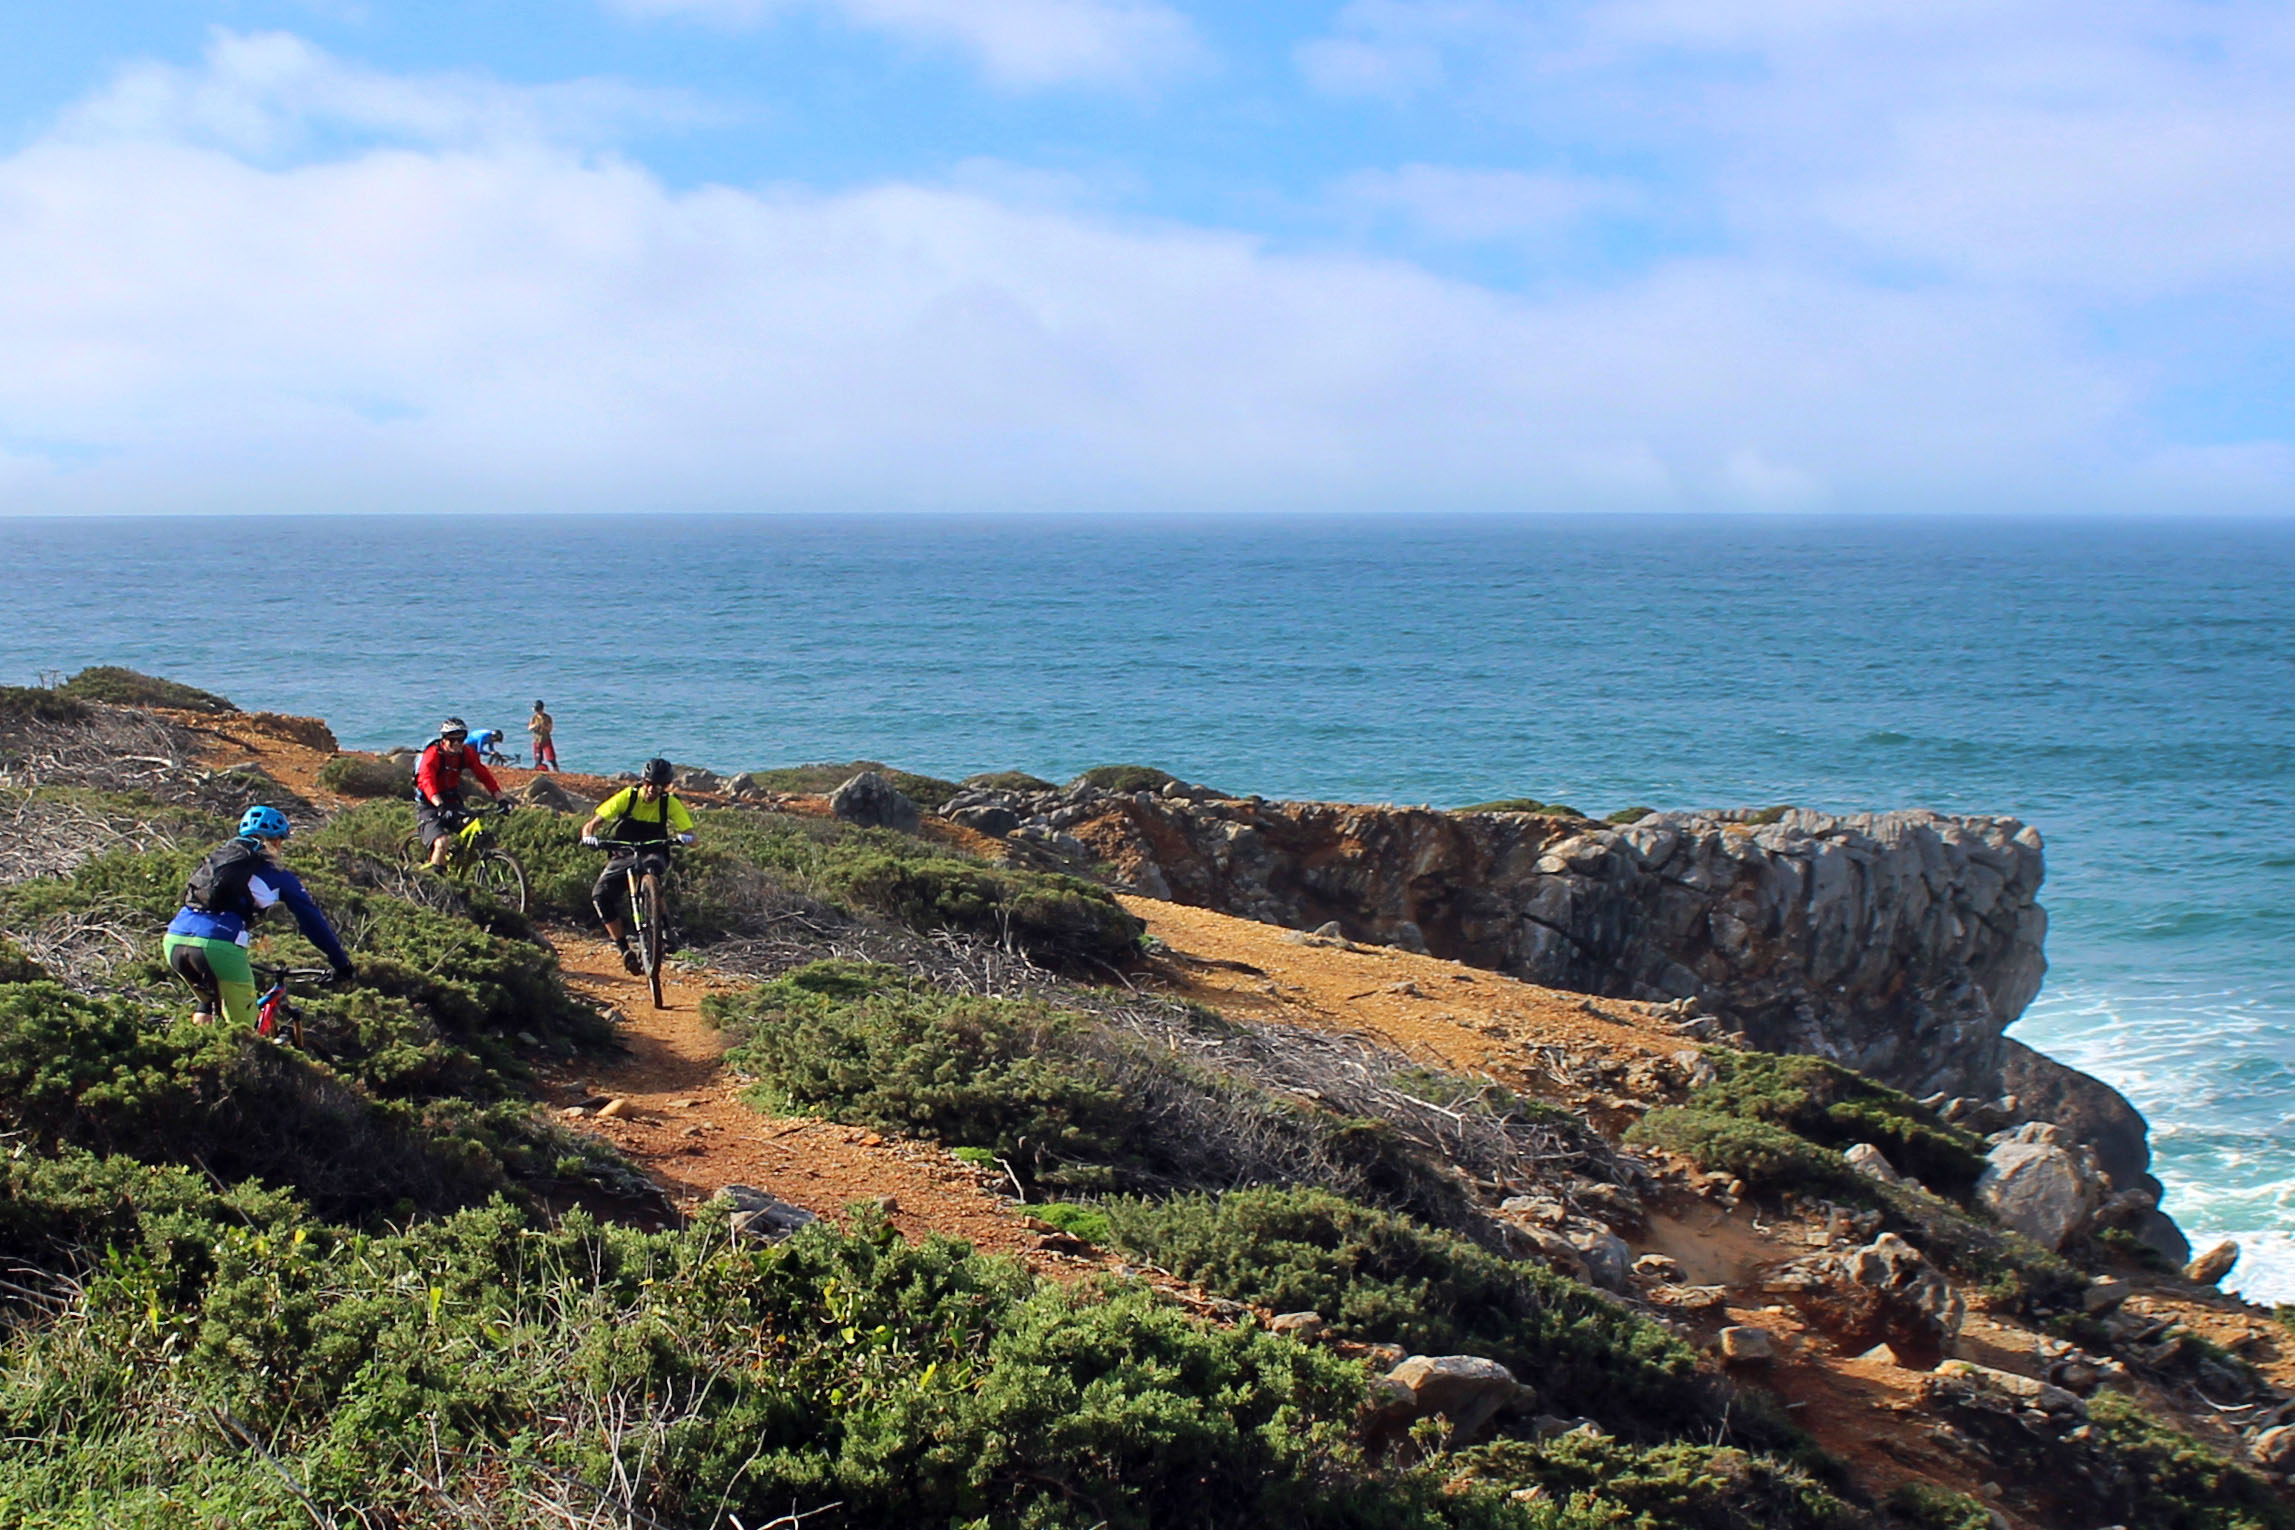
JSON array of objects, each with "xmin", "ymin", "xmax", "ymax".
[
  {"xmin": 1125, "ymin": 894, "xmax": 1678, "ymax": 1074},
  {"xmin": 545, "ymin": 929, "xmax": 1099, "ymax": 1277}
]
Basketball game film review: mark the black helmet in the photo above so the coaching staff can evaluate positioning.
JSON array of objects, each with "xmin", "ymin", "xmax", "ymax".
[{"xmin": 641, "ymin": 757, "xmax": 675, "ymax": 785}]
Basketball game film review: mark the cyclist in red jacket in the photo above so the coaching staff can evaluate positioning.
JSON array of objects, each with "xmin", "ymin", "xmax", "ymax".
[{"xmin": 415, "ymin": 717, "xmax": 504, "ymax": 868}]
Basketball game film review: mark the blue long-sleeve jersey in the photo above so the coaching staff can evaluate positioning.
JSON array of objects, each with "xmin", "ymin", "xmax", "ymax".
[{"xmin": 165, "ymin": 852, "xmax": 352, "ymax": 969}]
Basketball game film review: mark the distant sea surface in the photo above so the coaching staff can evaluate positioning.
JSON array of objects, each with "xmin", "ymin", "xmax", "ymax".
[{"xmin": 10, "ymin": 513, "xmax": 2293, "ymax": 1296}]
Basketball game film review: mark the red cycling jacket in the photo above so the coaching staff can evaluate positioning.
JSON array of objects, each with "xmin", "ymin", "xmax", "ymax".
[{"xmin": 416, "ymin": 741, "xmax": 503, "ymax": 805}]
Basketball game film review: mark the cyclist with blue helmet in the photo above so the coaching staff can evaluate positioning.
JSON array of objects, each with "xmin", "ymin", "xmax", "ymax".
[{"xmin": 164, "ymin": 806, "xmax": 355, "ymax": 1028}]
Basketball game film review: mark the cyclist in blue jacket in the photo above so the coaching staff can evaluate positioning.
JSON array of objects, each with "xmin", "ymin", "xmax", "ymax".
[{"xmin": 164, "ymin": 806, "xmax": 355, "ymax": 1028}]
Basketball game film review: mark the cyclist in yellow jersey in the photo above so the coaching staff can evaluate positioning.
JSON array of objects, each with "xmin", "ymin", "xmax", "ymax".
[{"xmin": 580, "ymin": 757, "xmax": 695, "ymax": 973}]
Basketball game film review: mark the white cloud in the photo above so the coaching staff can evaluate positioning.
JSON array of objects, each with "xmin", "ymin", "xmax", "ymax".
[
  {"xmin": 605, "ymin": 0, "xmax": 1204, "ymax": 89},
  {"xmin": 55, "ymin": 28, "xmax": 713, "ymax": 156},
  {"xmin": 1335, "ymin": 164, "xmax": 1639, "ymax": 243},
  {"xmin": 1298, "ymin": 0, "xmax": 2295, "ymax": 308},
  {"xmin": 0, "ymin": 34, "xmax": 2281, "ymax": 516}
]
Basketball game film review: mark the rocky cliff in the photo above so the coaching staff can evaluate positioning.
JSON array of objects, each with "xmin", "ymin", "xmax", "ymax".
[{"xmin": 950, "ymin": 781, "xmax": 2163, "ymax": 1220}]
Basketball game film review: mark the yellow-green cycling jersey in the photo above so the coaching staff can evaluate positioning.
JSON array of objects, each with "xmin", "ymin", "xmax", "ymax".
[{"xmin": 594, "ymin": 787, "xmax": 696, "ymax": 842}]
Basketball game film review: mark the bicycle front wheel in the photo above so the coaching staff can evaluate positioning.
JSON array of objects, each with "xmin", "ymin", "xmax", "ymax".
[
  {"xmin": 639, "ymin": 872, "xmax": 665, "ymax": 1009},
  {"xmin": 472, "ymin": 850, "xmax": 528, "ymax": 913}
]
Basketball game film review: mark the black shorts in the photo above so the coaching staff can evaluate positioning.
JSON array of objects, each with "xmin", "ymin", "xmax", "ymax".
[
  {"xmin": 415, "ymin": 800, "xmax": 465, "ymax": 846},
  {"xmin": 592, "ymin": 846, "xmax": 671, "ymax": 920}
]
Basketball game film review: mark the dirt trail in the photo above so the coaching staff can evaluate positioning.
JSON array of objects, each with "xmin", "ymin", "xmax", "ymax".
[
  {"xmin": 1126, "ymin": 894, "xmax": 1678, "ymax": 1075},
  {"xmin": 544, "ymin": 929, "xmax": 1091, "ymax": 1275}
]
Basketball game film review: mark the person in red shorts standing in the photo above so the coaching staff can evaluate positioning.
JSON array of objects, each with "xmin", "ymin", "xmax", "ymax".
[
  {"xmin": 415, "ymin": 717, "xmax": 504, "ymax": 868},
  {"xmin": 528, "ymin": 700, "xmax": 558, "ymax": 772}
]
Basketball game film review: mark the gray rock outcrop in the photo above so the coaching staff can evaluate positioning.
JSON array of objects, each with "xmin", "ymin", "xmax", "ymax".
[
  {"xmin": 716, "ymin": 1185, "xmax": 819, "ymax": 1244},
  {"xmin": 2186, "ymin": 1239, "xmax": 2241, "ymax": 1286},
  {"xmin": 1366, "ymin": 1355, "xmax": 1528, "ymax": 1449},
  {"xmin": 517, "ymin": 775, "xmax": 593, "ymax": 813},
  {"xmin": 1766, "ymin": 1231, "xmax": 1964, "ymax": 1369},
  {"xmin": 829, "ymin": 771, "xmax": 921, "ymax": 833},
  {"xmin": 1976, "ymin": 1123, "xmax": 2108, "ymax": 1252}
]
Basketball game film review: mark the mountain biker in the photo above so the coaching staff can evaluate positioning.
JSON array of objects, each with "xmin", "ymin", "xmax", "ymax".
[
  {"xmin": 164, "ymin": 806, "xmax": 355, "ymax": 1028},
  {"xmin": 581, "ymin": 757, "xmax": 695, "ymax": 974},
  {"xmin": 468, "ymin": 726, "xmax": 504, "ymax": 763},
  {"xmin": 528, "ymin": 700, "xmax": 557, "ymax": 772},
  {"xmin": 416, "ymin": 717, "xmax": 504, "ymax": 869}
]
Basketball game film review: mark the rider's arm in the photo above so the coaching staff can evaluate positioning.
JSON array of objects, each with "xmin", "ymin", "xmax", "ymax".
[
  {"xmin": 582, "ymin": 788, "xmax": 633, "ymax": 844},
  {"xmin": 250, "ymin": 868, "xmax": 354, "ymax": 972},
  {"xmin": 414, "ymin": 745, "xmax": 448, "ymax": 806},
  {"xmin": 666, "ymin": 795, "xmax": 697, "ymax": 843},
  {"xmin": 467, "ymin": 755, "xmax": 503, "ymax": 797}
]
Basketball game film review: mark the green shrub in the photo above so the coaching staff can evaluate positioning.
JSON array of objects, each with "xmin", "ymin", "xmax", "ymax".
[
  {"xmin": 0, "ymin": 687, "xmax": 91, "ymax": 728},
  {"xmin": 0, "ymin": 1202, "xmax": 1514, "ymax": 1530},
  {"xmin": 1682, "ymin": 1051, "xmax": 1987, "ymax": 1198},
  {"xmin": 316, "ymin": 752, "xmax": 412, "ymax": 799},
  {"xmin": 1604, "ymin": 805, "xmax": 1658, "ymax": 824},
  {"xmin": 2083, "ymin": 1391, "xmax": 2295, "ymax": 1530},
  {"xmin": 1882, "ymin": 1481, "xmax": 2000, "ymax": 1530},
  {"xmin": 705, "ymin": 965, "xmax": 1473, "ymax": 1217},
  {"xmin": 1031, "ymin": 1202, "xmax": 1112, "ymax": 1244},
  {"xmin": 0, "ymin": 1149, "xmax": 310, "ymax": 1307},
  {"xmin": 1626, "ymin": 1107, "xmax": 1859, "ymax": 1198},
  {"xmin": 963, "ymin": 770, "xmax": 1055, "ymax": 792},
  {"xmin": 0, "ymin": 983, "xmax": 583, "ymax": 1225},
  {"xmin": 1742, "ymin": 805, "xmax": 1792, "ymax": 825},
  {"xmin": 57, "ymin": 666, "xmax": 235, "ymax": 713},
  {"xmin": 0, "ymin": 938, "xmax": 46, "ymax": 984},
  {"xmin": 707, "ymin": 962, "xmax": 1137, "ymax": 1184},
  {"xmin": 825, "ymin": 851, "xmax": 1144, "ymax": 969},
  {"xmin": 1104, "ymin": 1187, "xmax": 1715, "ymax": 1441},
  {"xmin": 1077, "ymin": 764, "xmax": 1178, "ymax": 794},
  {"xmin": 1460, "ymin": 1435, "xmax": 1864, "ymax": 1530}
]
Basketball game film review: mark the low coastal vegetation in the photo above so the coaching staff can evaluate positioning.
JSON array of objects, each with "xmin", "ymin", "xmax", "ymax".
[
  {"xmin": 0, "ymin": 675, "xmax": 2282, "ymax": 1528},
  {"xmin": 55, "ymin": 665, "xmax": 238, "ymax": 714}
]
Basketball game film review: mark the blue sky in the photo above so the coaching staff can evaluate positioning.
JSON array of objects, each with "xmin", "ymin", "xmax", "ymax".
[{"xmin": 3, "ymin": 0, "xmax": 2291, "ymax": 513}]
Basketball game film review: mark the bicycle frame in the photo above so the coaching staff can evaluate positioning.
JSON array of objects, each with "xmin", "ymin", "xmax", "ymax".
[
  {"xmin": 251, "ymin": 963, "xmax": 334, "ymax": 1047},
  {"xmin": 438, "ymin": 805, "xmax": 504, "ymax": 869}
]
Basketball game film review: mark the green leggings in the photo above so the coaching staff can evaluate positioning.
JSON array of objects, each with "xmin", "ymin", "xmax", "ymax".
[{"xmin": 164, "ymin": 933, "xmax": 256, "ymax": 1029}]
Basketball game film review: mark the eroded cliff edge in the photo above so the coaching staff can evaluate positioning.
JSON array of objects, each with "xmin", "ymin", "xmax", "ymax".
[{"xmin": 954, "ymin": 781, "xmax": 2178, "ymax": 1256}]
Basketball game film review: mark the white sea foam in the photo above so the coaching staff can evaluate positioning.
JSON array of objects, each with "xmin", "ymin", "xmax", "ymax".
[
  {"xmin": 2019, "ymin": 979, "xmax": 2295, "ymax": 1304},
  {"xmin": 2211, "ymin": 1230, "xmax": 2295, "ymax": 1307}
]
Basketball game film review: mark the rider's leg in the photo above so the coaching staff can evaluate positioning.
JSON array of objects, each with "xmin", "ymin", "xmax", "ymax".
[
  {"xmin": 164, "ymin": 933, "xmax": 217, "ymax": 1023},
  {"xmin": 592, "ymin": 860, "xmax": 639, "ymax": 969},
  {"xmin": 416, "ymin": 799, "xmax": 455, "ymax": 868},
  {"xmin": 168, "ymin": 934, "xmax": 255, "ymax": 1028}
]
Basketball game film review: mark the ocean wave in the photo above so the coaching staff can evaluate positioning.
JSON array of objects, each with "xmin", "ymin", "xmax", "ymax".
[{"xmin": 2214, "ymin": 1230, "xmax": 2295, "ymax": 1308}]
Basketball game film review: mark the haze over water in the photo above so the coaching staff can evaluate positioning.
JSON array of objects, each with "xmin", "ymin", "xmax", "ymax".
[{"xmin": 12, "ymin": 512, "xmax": 2292, "ymax": 1297}]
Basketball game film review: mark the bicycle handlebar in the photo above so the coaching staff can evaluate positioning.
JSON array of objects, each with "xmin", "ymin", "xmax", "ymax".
[{"xmin": 252, "ymin": 964, "xmax": 339, "ymax": 986}]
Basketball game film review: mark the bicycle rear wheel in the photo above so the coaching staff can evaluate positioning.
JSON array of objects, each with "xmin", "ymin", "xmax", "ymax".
[
  {"xmin": 638, "ymin": 872, "xmax": 665, "ymax": 1009},
  {"xmin": 472, "ymin": 850, "xmax": 528, "ymax": 913}
]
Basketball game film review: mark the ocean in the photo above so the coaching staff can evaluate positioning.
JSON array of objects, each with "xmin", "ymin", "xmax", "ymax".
[{"xmin": 9, "ymin": 512, "xmax": 2293, "ymax": 1298}]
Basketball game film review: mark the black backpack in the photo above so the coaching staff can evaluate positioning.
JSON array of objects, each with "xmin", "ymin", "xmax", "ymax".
[{"xmin": 184, "ymin": 838, "xmax": 264, "ymax": 916}]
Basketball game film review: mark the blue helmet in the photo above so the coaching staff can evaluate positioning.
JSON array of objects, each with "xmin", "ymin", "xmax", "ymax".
[{"xmin": 238, "ymin": 806, "xmax": 292, "ymax": 840}]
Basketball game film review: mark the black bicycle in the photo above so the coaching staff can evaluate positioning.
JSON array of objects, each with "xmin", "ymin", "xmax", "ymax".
[
  {"xmin": 586, "ymin": 837, "xmax": 683, "ymax": 1009},
  {"xmin": 407, "ymin": 800, "xmax": 528, "ymax": 913},
  {"xmin": 251, "ymin": 963, "xmax": 339, "ymax": 1048}
]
